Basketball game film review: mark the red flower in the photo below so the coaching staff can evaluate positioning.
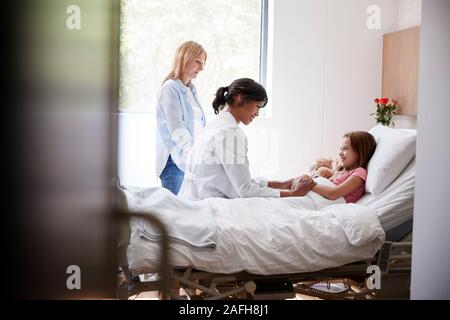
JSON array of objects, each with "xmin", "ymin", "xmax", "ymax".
[{"xmin": 371, "ymin": 97, "xmax": 397, "ymax": 126}]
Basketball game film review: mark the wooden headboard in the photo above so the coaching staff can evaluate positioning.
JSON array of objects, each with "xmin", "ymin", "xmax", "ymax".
[{"xmin": 382, "ymin": 26, "xmax": 420, "ymax": 116}]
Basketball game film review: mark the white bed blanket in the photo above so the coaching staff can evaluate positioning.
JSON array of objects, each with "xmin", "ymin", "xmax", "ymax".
[
  {"xmin": 125, "ymin": 178, "xmax": 386, "ymax": 275},
  {"xmin": 126, "ymin": 187, "xmax": 218, "ymax": 250}
]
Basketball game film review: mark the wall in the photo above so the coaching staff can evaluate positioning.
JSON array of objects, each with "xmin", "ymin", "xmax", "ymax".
[
  {"xmin": 321, "ymin": 0, "xmax": 398, "ymax": 161},
  {"xmin": 246, "ymin": 0, "xmax": 398, "ymax": 180},
  {"xmin": 398, "ymin": 0, "xmax": 422, "ymax": 30},
  {"xmin": 119, "ymin": 112, "xmax": 156, "ymax": 186},
  {"xmin": 411, "ymin": 0, "xmax": 450, "ymax": 299}
]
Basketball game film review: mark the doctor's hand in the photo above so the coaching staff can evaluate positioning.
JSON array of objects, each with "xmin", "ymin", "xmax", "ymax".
[
  {"xmin": 289, "ymin": 178, "xmax": 316, "ymax": 197},
  {"xmin": 268, "ymin": 179, "xmax": 295, "ymax": 190}
]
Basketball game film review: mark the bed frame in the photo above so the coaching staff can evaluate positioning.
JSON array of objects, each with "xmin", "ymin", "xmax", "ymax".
[{"xmin": 116, "ymin": 208, "xmax": 412, "ymax": 300}]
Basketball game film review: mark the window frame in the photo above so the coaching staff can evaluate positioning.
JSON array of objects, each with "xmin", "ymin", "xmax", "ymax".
[{"xmin": 259, "ymin": 0, "xmax": 269, "ymax": 88}]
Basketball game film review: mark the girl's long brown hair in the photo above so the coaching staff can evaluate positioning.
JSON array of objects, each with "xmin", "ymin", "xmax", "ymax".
[{"xmin": 343, "ymin": 131, "xmax": 377, "ymax": 169}]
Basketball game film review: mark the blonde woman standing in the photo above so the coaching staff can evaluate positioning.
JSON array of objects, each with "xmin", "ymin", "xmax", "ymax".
[{"xmin": 155, "ymin": 41, "xmax": 207, "ymax": 194}]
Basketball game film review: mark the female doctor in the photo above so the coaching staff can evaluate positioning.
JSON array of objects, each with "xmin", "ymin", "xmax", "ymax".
[{"xmin": 178, "ymin": 78, "xmax": 316, "ymax": 200}]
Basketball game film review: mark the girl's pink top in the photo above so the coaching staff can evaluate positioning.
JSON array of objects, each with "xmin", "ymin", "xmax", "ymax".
[{"xmin": 331, "ymin": 167, "xmax": 367, "ymax": 203}]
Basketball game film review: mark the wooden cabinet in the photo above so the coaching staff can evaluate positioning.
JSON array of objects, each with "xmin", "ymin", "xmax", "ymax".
[{"xmin": 382, "ymin": 26, "xmax": 420, "ymax": 116}]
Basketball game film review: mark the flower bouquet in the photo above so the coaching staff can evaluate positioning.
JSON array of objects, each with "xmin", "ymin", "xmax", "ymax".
[{"xmin": 371, "ymin": 97, "xmax": 398, "ymax": 126}]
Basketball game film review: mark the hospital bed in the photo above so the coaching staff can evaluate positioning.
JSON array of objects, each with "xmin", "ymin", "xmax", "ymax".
[{"xmin": 117, "ymin": 126, "xmax": 416, "ymax": 300}]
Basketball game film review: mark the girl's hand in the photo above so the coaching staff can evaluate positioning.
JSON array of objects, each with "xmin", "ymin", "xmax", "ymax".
[
  {"xmin": 282, "ymin": 178, "xmax": 294, "ymax": 190},
  {"xmin": 290, "ymin": 178, "xmax": 316, "ymax": 196},
  {"xmin": 290, "ymin": 175, "xmax": 311, "ymax": 191}
]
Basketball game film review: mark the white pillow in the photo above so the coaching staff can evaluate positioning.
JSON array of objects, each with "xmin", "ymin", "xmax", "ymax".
[
  {"xmin": 366, "ymin": 125, "xmax": 416, "ymax": 195},
  {"xmin": 325, "ymin": 203, "xmax": 385, "ymax": 246}
]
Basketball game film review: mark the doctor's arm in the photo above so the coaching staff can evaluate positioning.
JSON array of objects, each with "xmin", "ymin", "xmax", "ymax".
[
  {"xmin": 268, "ymin": 179, "xmax": 316, "ymax": 196},
  {"xmin": 279, "ymin": 178, "xmax": 316, "ymax": 197},
  {"xmin": 218, "ymin": 132, "xmax": 316, "ymax": 198},
  {"xmin": 217, "ymin": 132, "xmax": 281, "ymax": 198},
  {"xmin": 268, "ymin": 180, "xmax": 293, "ymax": 190}
]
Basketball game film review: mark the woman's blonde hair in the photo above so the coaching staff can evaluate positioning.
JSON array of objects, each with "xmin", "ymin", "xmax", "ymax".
[{"xmin": 163, "ymin": 41, "xmax": 207, "ymax": 84}]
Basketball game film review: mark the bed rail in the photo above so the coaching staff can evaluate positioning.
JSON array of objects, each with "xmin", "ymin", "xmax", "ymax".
[{"xmin": 377, "ymin": 241, "xmax": 412, "ymax": 273}]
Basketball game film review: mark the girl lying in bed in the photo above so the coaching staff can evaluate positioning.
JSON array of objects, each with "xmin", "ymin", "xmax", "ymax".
[{"xmin": 292, "ymin": 131, "xmax": 376, "ymax": 203}]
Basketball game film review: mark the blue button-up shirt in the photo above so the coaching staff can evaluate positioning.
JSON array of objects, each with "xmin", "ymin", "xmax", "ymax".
[{"xmin": 156, "ymin": 79, "xmax": 206, "ymax": 177}]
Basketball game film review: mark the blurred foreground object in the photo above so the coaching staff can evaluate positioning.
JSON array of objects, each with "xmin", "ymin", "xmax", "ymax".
[{"xmin": 5, "ymin": 0, "xmax": 120, "ymax": 299}]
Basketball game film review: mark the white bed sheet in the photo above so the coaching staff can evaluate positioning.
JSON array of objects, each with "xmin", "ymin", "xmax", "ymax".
[{"xmin": 126, "ymin": 178, "xmax": 387, "ymax": 276}]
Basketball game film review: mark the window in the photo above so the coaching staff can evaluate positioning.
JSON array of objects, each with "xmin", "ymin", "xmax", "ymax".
[
  {"xmin": 119, "ymin": 0, "xmax": 268, "ymax": 186},
  {"xmin": 120, "ymin": 0, "xmax": 267, "ymax": 113}
]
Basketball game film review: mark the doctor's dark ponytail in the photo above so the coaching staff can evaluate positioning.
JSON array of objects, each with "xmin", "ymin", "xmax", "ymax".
[
  {"xmin": 212, "ymin": 86, "xmax": 229, "ymax": 115},
  {"xmin": 212, "ymin": 78, "xmax": 268, "ymax": 115}
]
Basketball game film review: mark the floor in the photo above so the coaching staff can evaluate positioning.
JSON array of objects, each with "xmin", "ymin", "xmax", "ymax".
[
  {"xmin": 130, "ymin": 291, "xmax": 322, "ymax": 300},
  {"xmin": 126, "ymin": 274, "xmax": 411, "ymax": 300}
]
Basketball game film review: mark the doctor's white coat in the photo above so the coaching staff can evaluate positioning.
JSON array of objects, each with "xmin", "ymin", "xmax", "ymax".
[{"xmin": 178, "ymin": 111, "xmax": 280, "ymax": 200}]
